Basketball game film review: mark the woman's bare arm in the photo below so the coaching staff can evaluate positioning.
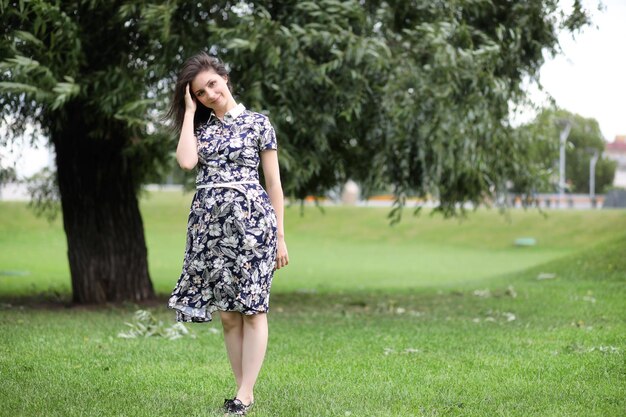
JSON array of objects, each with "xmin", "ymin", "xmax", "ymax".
[
  {"xmin": 261, "ymin": 149, "xmax": 289, "ymax": 270},
  {"xmin": 176, "ymin": 84, "xmax": 199, "ymax": 170}
]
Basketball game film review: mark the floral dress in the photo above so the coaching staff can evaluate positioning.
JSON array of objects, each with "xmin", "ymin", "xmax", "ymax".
[{"xmin": 168, "ymin": 104, "xmax": 278, "ymax": 323}]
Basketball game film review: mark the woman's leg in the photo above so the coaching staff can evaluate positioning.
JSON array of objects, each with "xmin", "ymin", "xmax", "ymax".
[
  {"xmin": 236, "ymin": 313, "xmax": 268, "ymax": 405},
  {"xmin": 219, "ymin": 311, "xmax": 244, "ymax": 390}
]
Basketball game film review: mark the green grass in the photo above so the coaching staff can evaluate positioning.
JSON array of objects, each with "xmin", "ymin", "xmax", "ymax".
[
  {"xmin": 0, "ymin": 193, "xmax": 624, "ymax": 416},
  {"xmin": 1, "ymin": 191, "xmax": 625, "ymax": 296}
]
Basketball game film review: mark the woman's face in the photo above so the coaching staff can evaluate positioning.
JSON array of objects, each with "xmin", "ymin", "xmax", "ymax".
[{"xmin": 190, "ymin": 69, "xmax": 231, "ymax": 111}]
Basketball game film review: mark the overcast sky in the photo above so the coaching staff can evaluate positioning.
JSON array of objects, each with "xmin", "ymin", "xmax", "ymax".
[
  {"xmin": 532, "ymin": 0, "xmax": 625, "ymax": 141},
  {"xmin": 2, "ymin": 0, "xmax": 625, "ymax": 178}
]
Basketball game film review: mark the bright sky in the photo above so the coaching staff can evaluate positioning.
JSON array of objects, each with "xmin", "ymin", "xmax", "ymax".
[
  {"xmin": 531, "ymin": 0, "xmax": 626, "ymax": 142},
  {"xmin": 2, "ymin": 0, "xmax": 625, "ymax": 178}
]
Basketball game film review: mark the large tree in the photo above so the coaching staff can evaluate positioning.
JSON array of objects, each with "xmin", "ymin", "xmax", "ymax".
[{"xmin": 0, "ymin": 0, "xmax": 591, "ymax": 303}]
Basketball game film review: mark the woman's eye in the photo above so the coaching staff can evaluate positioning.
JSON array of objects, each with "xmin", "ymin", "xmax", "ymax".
[{"xmin": 197, "ymin": 91, "xmax": 204, "ymax": 97}]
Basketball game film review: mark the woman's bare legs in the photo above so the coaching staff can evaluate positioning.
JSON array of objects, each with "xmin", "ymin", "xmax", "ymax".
[
  {"xmin": 237, "ymin": 313, "xmax": 268, "ymax": 404},
  {"xmin": 220, "ymin": 311, "xmax": 269, "ymax": 406},
  {"xmin": 220, "ymin": 312, "xmax": 244, "ymax": 389}
]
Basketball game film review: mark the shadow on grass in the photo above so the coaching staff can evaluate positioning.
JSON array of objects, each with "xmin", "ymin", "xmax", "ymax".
[
  {"xmin": 0, "ymin": 287, "xmax": 452, "ymax": 313},
  {"xmin": 0, "ymin": 287, "xmax": 494, "ymax": 326}
]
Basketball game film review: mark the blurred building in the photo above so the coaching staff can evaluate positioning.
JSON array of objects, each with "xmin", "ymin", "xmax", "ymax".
[{"xmin": 605, "ymin": 135, "xmax": 626, "ymax": 188}]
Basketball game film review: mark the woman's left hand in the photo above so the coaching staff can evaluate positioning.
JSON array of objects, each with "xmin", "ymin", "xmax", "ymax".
[{"xmin": 275, "ymin": 238, "xmax": 289, "ymax": 270}]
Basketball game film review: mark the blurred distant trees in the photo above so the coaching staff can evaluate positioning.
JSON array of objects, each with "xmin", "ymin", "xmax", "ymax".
[
  {"xmin": 516, "ymin": 109, "xmax": 616, "ymax": 194},
  {"xmin": 0, "ymin": 164, "xmax": 16, "ymax": 185},
  {"xmin": 0, "ymin": 0, "xmax": 592, "ymax": 303}
]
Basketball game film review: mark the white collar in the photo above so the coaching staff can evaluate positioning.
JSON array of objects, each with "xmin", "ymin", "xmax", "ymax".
[
  {"xmin": 207, "ymin": 103, "xmax": 246, "ymax": 125},
  {"xmin": 214, "ymin": 103, "xmax": 245, "ymax": 125}
]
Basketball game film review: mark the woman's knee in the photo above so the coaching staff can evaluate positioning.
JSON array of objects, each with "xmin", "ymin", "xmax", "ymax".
[
  {"xmin": 220, "ymin": 311, "xmax": 243, "ymax": 331},
  {"xmin": 242, "ymin": 313, "xmax": 267, "ymax": 328}
]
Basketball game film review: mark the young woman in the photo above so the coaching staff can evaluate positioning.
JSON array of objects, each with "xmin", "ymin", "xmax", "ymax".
[{"xmin": 166, "ymin": 52, "xmax": 289, "ymax": 416}]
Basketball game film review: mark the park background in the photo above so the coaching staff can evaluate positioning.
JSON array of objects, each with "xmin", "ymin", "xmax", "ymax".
[{"xmin": 1, "ymin": 1, "xmax": 625, "ymax": 416}]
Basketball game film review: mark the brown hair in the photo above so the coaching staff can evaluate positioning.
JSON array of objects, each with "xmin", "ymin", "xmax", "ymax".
[{"xmin": 166, "ymin": 52, "xmax": 232, "ymax": 133}]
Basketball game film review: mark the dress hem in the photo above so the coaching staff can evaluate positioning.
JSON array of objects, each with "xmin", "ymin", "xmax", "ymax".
[{"xmin": 168, "ymin": 300, "xmax": 269, "ymax": 323}]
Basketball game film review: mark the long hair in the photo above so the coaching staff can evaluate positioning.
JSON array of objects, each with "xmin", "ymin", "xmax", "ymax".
[{"xmin": 166, "ymin": 52, "xmax": 232, "ymax": 133}]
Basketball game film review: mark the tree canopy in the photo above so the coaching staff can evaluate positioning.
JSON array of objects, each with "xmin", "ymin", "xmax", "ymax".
[
  {"xmin": 0, "ymin": 0, "xmax": 593, "ymax": 302},
  {"xmin": 201, "ymin": 0, "xmax": 593, "ymax": 218},
  {"xmin": 2, "ymin": 1, "xmax": 594, "ymax": 209}
]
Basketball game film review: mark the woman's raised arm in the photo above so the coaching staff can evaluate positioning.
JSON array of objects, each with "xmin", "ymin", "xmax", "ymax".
[{"xmin": 176, "ymin": 83, "xmax": 199, "ymax": 170}]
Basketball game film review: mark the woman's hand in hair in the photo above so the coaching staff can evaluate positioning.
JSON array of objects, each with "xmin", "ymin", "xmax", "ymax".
[{"xmin": 184, "ymin": 83, "xmax": 196, "ymax": 113}]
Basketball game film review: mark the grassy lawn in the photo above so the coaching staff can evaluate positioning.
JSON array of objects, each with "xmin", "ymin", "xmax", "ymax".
[
  {"xmin": 1, "ymin": 191, "xmax": 625, "ymax": 296},
  {"xmin": 0, "ymin": 193, "xmax": 624, "ymax": 416}
]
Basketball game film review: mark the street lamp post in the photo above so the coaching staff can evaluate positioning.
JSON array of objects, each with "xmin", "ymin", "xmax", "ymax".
[
  {"xmin": 589, "ymin": 149, "xmax": 599, "ymax": 208},
  {"xmin": 558, "ymin": 121, "xmax": 572, "ymax": 207}
]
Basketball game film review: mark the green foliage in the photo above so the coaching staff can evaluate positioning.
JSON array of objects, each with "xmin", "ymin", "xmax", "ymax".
[
  {"xmin": 0, "ymin": 163, "xmax": 16, "ymax": 184},
  {"xmin": 25, "ymin": 166, "xmax": 60, "ymax": 222},
  {"xmin": 0, "ymin": 0, "xmax": 174, "ymax": 190},
  {"xmin": 205, "ymin": 0, "xmax": 593, "ymax": 219},
  {"xmin": 0, "ymin": 0, "xmax": 593, "ymax": 221},
  {"xmin": 518, "ymin": 108, "xmax": 617, "ymax": 194}
]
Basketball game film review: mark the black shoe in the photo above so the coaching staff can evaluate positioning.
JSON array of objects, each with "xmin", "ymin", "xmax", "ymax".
[
  {"xmin": 227, "ymin": 398, "xmax": 253, "ymax": 415},
  {"xmin": 223, "ymin": 397, "xmax": 236, "ymax": 412}
]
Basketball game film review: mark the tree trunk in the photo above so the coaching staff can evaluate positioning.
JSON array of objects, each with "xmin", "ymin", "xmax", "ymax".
[{"xmin": 52, "ymin": 105, "xmax": 155, "ymax": 304}]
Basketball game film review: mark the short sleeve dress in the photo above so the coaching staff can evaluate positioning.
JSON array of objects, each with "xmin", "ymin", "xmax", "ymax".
[{"xmin": 168, "ymin": 103, "xmax": 278, "ymax": 323}]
